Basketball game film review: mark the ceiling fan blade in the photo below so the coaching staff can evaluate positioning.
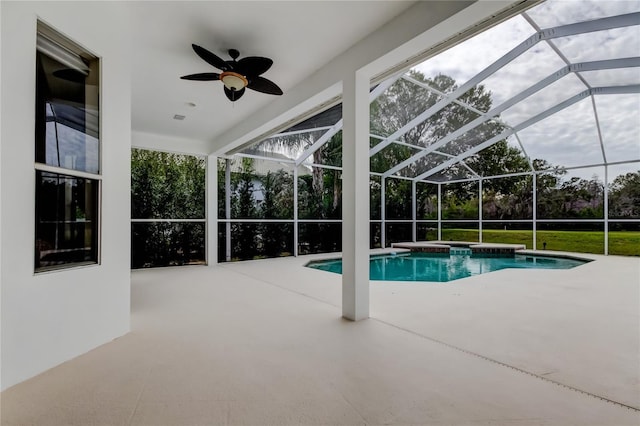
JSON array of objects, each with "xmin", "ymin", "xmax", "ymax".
[
  {"xmin": 247, "ymin": 76, "xmax": 283, "ymax": 95},
  {"xmin": 192, "ymin": 44, "xmax": 230, "ymax": 71},
  {"xmin": 224, "ymin": 86, "xmax": 245, "ymax": 102},
  {"xmin": 236, "ymin": 56, "xmax": 273, "ymax": 76},
  {"xmin": 180, "ymin": 72, "xmax": 220, "ymax": 81}
]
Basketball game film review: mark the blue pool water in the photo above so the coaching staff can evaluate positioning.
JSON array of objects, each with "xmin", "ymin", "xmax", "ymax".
[{"xmin": 306, "ymin": 251, "xmax": 588, "ymax": 282}]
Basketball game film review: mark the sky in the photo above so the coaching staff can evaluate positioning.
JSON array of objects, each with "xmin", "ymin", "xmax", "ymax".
[{"xmin": 412, "ymin": 0, "xmax": 640, "ymax": 181}]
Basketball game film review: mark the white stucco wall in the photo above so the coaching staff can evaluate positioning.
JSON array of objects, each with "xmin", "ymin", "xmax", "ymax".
[{"xmin": 0, "ymin": 1, "xmax": 131, "ymax": 390}]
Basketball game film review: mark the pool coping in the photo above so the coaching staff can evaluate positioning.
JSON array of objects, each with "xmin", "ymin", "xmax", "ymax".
[
  {"xmin": 515, "ymin": 249, "xmax": 594, "ymax": 262},
  {"xmin": 390, "ymin": 241, "xmax": 599, "ymax": 262}
]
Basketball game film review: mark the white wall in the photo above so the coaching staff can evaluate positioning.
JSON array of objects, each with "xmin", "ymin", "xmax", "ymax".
[{"xmin": 1, "ymin": 1, "xmax": 132, "ymax": 390}]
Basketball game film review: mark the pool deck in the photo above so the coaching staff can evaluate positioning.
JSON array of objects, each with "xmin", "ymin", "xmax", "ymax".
[{"xmin": 1, "ymin": 250, "xmax": 638, "ymax": 425}]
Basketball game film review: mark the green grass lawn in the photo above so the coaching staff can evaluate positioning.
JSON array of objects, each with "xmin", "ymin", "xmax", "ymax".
[{"xmin": 436, "ymin": 229, "xmax": 639, "ymax": 256}]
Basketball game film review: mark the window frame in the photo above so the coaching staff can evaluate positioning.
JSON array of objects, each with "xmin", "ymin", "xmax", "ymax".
[{"xmin": 34, "ymin": 22, "xmax": 102, "ymax": 273}]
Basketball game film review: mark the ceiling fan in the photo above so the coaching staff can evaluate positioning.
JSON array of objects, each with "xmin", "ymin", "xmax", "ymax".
[{"xmin": 180, "ymin": 44, "xmax": 283, "ymax": 102}]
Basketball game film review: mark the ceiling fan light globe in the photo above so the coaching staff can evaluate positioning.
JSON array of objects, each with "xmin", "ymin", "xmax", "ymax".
[{"xmin": 220, "ymin": 71, "xmax": 248, "ymax": 91}]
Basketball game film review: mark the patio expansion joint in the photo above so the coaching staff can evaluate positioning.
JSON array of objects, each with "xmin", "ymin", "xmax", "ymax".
[
  {"xmin": 125, "ymin": 361, "xmax": 155, "ymax": 426},
  {"xmin": 372, "ymin": 318, "xmax": 640, "ymax": 413}
]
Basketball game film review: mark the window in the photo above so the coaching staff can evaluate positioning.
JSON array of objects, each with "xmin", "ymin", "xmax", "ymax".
[{"xmin": 35, "ymin": 24, "xmax": 100, "ymax": 272}]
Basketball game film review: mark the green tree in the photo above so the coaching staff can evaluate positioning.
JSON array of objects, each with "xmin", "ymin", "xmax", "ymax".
[
  {"xmin": 251, "ymin": 134, "xmax": 326, "ymax": 205},
  {"xmin": 260, "ymin": 170, "xmax": 294, "ymax": 257},
  {"xmin": 322, "ymin": 133, "xmax": 343, "ymax": 216},
  {"xmin": 131, "ymin": 149, "xmax": 205, "ymax": 268},
  {"xmin": 370, "ymin": 71, "xmax": 530, "ymax": 225},
  {"xmin": 466, "ymin": 140, "xmax": 530, "ymax": 194},
  {"xmin": 248, "ymin": 129, "xmax": 343, "ymax": 222},
  {"xmin": 371, "ymin": 71, "xmax": 509, "ymax": 181},
  {"xmin": 609, "ymin": 171, "xmax": 640, "ymax": 218},
  {"xmin": 231, "ymin": 158, "xmax": 258, "ymax": 259}
]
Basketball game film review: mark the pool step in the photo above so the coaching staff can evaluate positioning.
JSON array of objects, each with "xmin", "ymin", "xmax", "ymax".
[{"xmin": 450, "ymin": 248, "xmax": 472, "ymax": 255}]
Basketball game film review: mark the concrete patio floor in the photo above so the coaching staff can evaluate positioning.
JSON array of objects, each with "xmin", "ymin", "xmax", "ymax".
[{"xmin": 2, "ymin": 251, "xmax": 639, "ymax": 425}]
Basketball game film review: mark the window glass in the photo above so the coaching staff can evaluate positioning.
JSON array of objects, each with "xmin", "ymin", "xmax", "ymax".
[
  {"xmin": 36, "ymin": 51, "xmax": 99, "ymax": 174},
  {"xmin": 35, "ymin": 171, "xmax": 98, "ymax": 271}
]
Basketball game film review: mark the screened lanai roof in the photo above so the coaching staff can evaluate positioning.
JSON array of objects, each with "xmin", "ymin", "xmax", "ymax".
[{"xmin": 237, "ymin": 0, "xmax": 640, "ymax": 183}]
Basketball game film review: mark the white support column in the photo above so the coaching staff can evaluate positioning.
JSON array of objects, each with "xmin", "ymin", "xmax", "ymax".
[
  {"xmin": 206, "ymin": 155, "xmax": 218, "ymax": 265},
  {"xmin": 342, "ymin": 71, "xmax": 370, "ymax": 321},
  {"xmin": 381, "ymin": 177, "xmax": 386, "ymax": 248},
  {"xmin": 478, "ymin": 179, "xmax": 483, "ymax": 243},
  {"xmin": 604, "ymin": 166, "xmax": 609, "ymax": 255},
  {"xmin": 412, "ymin": 180, "xmax": 417, "ymax": 242},
  {"xmin": 437, "ymin": 184, "xmax": 442, "ymax": 241},
  {"xmin": 595, "ymin": 97, "xmax": 609, "ymax": 256},
  {"xmin": 293, "ymin": 167, "xmax": 299, "ymax": 257},
  {"xmin": 532, "ymin": 172, "xmax": 537, "ymax": 250},
  {"xmin": 225, "ymin": 158, "xmax": 231, "ymax": 261}
]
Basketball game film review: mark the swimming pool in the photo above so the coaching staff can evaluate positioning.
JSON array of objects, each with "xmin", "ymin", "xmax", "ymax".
[{"xmin": 306, "ymin": 251, "xmax": 589, "ymax": 282}]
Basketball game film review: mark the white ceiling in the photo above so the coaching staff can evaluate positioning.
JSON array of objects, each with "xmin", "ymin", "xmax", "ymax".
[{"xmin": 130, "ymin": 1, "xmax": 416, "ymax": 148}]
